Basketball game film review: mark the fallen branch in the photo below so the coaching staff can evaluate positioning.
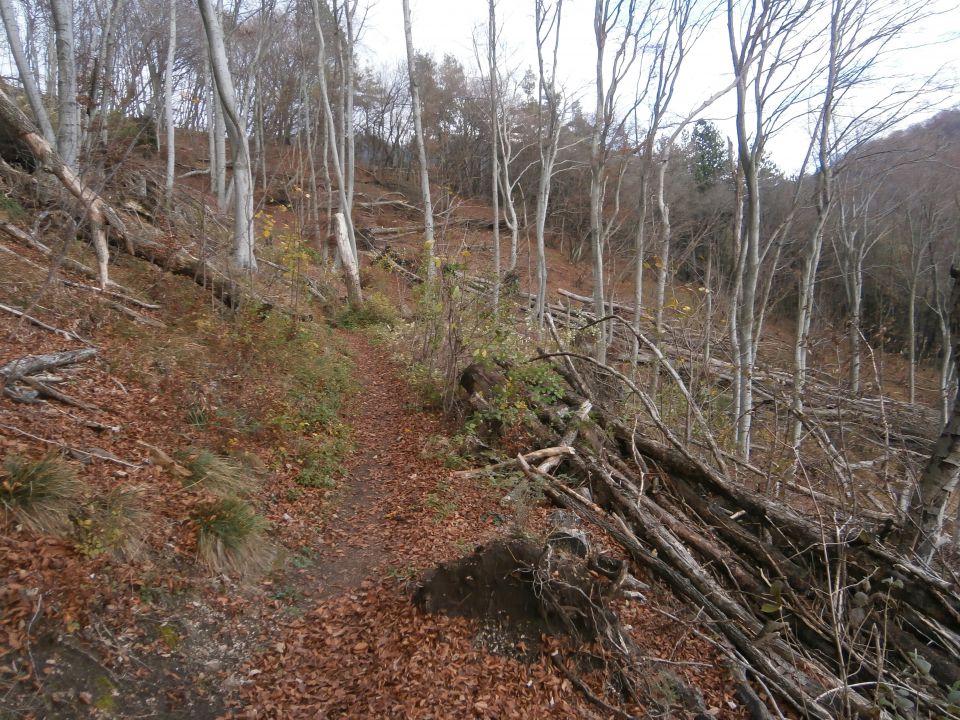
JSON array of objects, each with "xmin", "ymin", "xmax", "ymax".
[
  {"xmin": 0, "ymin": 348, "xmax": 97, "ymax": 382},
  {"xmin": 0, "ymin": 303, "xmax": 91, "ymax": 344},
  {"xmin": 105, "ymin": 301, "xmax": 166, "ymax": 328},
  {"xmin": 451, "ymin": 446, "xmax": 576, "ymax": 478},
  {"xmin": 0, "ymin": 423, "xmax": 139, "ymax": 468},
  {"xmin": 549, "ymin": 652, "xmax": 638, "ymax": 720},
  {"xmin": 20, "ymin": 376, "xmax": 101, "ymax": 412}
]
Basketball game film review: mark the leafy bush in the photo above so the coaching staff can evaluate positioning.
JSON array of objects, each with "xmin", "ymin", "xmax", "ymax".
[
  {"xmin": 0, "ymin": 454, "xmax": 82, "ymax": 533},
  {"xmin": 192, "ymin": 497, "xmax": 273, "ymax": 578}
]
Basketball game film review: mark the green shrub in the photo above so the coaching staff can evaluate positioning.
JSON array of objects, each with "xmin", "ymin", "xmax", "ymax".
[
  {"xmin": 0, "ymin": 196, "xmax": 28, "ymax": 222},
  {"xmin": 0, "ymin": 454, "xmax": 82, "ymax": 533}
]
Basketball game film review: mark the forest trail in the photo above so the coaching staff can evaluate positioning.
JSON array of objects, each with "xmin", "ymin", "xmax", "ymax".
[
  {"xmin": 299, "ymin": 329, "xmax": 449, "ymax": 599},
  {"xmin": 233, "ymin": 330, "xmax": 608, "ymax": 719}
]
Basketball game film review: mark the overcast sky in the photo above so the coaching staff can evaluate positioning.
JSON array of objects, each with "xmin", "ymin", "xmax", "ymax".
[{"xmin": 360, "ymin": 0, "xmax": 960, "ymax": 172}]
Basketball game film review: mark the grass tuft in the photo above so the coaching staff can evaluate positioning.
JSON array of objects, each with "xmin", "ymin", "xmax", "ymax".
[
  {"xmin": 0, "ymin": 454, "xmax": 82, "ymax": 533},
  {"xmin": 179, "ymin": 449, "xmax": 258, "ymax": 498},
  {"xmin": 77, "ymin": 486, "xmax": 150, "ymax": 560},
  {"xmin": 192, "ymin": 497, "xmax": 273, "ymax": 578}
]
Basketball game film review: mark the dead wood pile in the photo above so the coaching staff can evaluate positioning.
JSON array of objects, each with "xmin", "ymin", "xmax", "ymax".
[{"xmin": 454, "ymin": 351, "xmax": 960, "ymax": 719}]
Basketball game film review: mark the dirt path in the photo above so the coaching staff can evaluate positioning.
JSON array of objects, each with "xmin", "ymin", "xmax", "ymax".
[
  {"xmin": 234, "ymin": 331, "xmax": 594, "ymax": 719},
  {"xmin": 305, "ymin": 330, "xmax": 450, "ymax": 598}
]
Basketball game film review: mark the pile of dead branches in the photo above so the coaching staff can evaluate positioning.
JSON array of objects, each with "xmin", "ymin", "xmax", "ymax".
[{"xmin": 456, "ymin": 335, "xmax": 960, "ymax": 719}]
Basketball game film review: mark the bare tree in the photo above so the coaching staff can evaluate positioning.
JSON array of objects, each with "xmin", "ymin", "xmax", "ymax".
[
  {"xmin": 488, "ymin": 0, "xmax": 501, "ymax": 305},
  {"xmin": 50, "ymin": 0, "xmax": 80, "ymax": 169},
  {"xmin": 589, "ymin": 0, "xmax": 649, "ymax": 362},
  {"xmin": 532, "ymin": 0, "xmax": 565, "ymax": 324},
  {"xmin": 163, "ymin": 0, "xmax": 177, "ymax": 200},
  {"xmin": 789, "ymin": 0, "xmax": 937, "ymax": 461},
  {"xmin": 727, "ymin": 0, "xmax": 823, "ymax": 459},
  {"xmin": 495, "ymin": 66, "xmax": 526, "ymax": 273},
  {"xmin": 0, "ymin": 0, "xmax": 56, "ymax": 144},
  {"xmin": 639, "ymin": 1, "xmax": 724, "ymax": 362},
  {"xmin": 198, "ymin": 0, "xmax": 257, "ymax": 269},
  {"xmin": 310, "ymin": 0, "xmax": 358, "ymax": 265},
  {"xmin": 402, "ymin": 0, "xmax": 436, "ymax": 281},
  {"xmin": 830, "ymin": 171, "xmax": 888, "ymax": 393},
  {"xmin": 85, "ymin": 0, "xmax": 127, "ymax": 149},
  {"xmin": 900, "ymin": 267, "xmax": 960, "ymax": 562}
]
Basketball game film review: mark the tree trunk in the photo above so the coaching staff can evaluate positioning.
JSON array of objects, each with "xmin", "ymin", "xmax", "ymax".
[
  {"xmin": 163, "ymin": 0, "xmax": 177, "ymax": 201},
  {"xmin": 401, "ymin": 0, "xmax": 436, "ymax": 281},
  {"xmin": 849, "ymin": 263, "xmax": 862, "ymax": 394},
  {"xmin": 532, "ymin": 0, "xmax": 564, "ymax": 327},
  {"xmin": 198, "ymin": 0, "xmax": 257, "ymax": 270},
  {"xmin": 632, "ymin": 179, "xmax": 647, "ymax": 367},
  {"xmin": 343, "ymin": 1, "xmax": 356, "ymax": 220},
  {"xmin": 909, "ymin": 275, "xmax": 917, "ymax": 404},
  {"xmin": 0, "ymin": 0, "xmax": 56, "ymax": 144},
  {"xmin": 589, "ymin": 0, "xmax": 606, "ymax": 364},
  {"xmin": 50, "ymin": 0, "xmax": 80, "ymax": 170},
  {"xmin": 653, "ymin": 157, "xmax": 671, "ymax": 342},
  {"xmin": 334, "ymin": 212, "xmax": 362, "ymax": 307},
  {"xmin": 309, "ymin": 0, "xmax": 357, "ymax": 267},
  {"xmin": 901, "ymin": 267, "xmax": 960, "ymax": 562},
  {"xmin": 488, "ymin": 0, "xmax": 500, "ymax": 307},
  {"xmin": 736, "ymin": 146, "xmax": 760, "ymax": 460},
  {"xmin": 534, "ymin": 158, "xmax": 553, "ymax": 325}
]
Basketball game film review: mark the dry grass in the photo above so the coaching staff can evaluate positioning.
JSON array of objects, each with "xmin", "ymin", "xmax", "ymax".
[
  {"xmin": 192, "ymin": 497, "xmax": 273, "ymax": 578},
  {"xmin": 180, "ymin": 449, "xmax": 258, "ymax": 498},
  {"xmin": 80, "ymin": 486, "xmax": 150, "ymax": 560},
  {"xmin": 0, "ymin": 454, "xmax": 83, "ymax": 534}
]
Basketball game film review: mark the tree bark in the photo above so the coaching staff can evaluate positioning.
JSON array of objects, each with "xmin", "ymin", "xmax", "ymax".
[
  {"xmin": 49, "ymin": 0, "xmax": 80, "ymax": 169},
  {"xmin": 334, "ymin": 211, "xmax": 362, "ymax": 307},
  {"xmin": 0, "ymin": 0, "xmax": 56, "ymax": 144},
  {"xmin": 309, "ymin": 0, "xmax": 357, "ymax": 266},
  {"xmin": 901, "ymin": 267, "xmax": 960, "ymax": 562},
  {"xmin": 401, "ymin": 0, "xmax": 436, "ymax": 281},
  {"xmin": 163, "ymin": 0, "xmax": 177, "ymax": 200},
  {"xmin": 198, "ymin": 0, "xmax": 257, "ymax": 270}
]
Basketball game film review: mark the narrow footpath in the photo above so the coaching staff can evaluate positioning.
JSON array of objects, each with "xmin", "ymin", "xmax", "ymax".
[{"xmin": 234, "ymin": 331, "xmax": 589, "ymax": 719}]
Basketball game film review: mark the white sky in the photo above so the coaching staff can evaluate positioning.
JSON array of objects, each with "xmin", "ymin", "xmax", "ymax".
[{"xmin": 360, "ymin": 0, "xmax": 960, "ymax": 173}]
